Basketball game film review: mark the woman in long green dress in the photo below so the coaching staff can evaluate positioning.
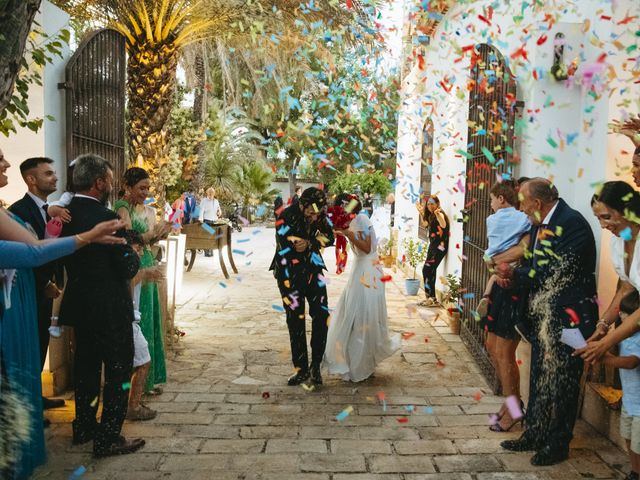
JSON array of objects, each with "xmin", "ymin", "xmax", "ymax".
[{"xmin": 115, "ymin": 168, "xmax": 172, "ymax": 400}]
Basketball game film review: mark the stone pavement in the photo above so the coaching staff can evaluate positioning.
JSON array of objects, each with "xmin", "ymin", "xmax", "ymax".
[{"xmin": 36, "ymin": 227, "xmax": 627, "ymax": 479}]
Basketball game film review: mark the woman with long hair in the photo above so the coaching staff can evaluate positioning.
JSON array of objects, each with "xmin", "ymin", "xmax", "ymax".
[
  {"xmin": 417, "ymin": 195, "xmax": 450, "ymax": 306},
  {"xmin": 115, "ymin": 168, "xmax": 172, "ymax": 415}
]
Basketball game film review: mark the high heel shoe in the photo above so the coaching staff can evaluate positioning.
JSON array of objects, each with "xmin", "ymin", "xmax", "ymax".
[{"xmin": 489, "ymin": 416, "xmax": 524, "ymax": 432}]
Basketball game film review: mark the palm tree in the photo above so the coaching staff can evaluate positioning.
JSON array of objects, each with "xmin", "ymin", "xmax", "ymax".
[
  {"xmin": 232, "ymin": 160, "xmax": 278, "ymax": 222},
  {"xmin": 54, "ymin": 0, "xmax": 368, "ymax": 202}
]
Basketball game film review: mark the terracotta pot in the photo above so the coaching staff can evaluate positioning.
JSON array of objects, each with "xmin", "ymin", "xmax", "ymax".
[{"xmin": 448, "ymin": 311, "xmax": 461, "ymax": 335}]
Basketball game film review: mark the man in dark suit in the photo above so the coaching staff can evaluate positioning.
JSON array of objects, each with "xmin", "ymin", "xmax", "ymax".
[
  {"xmin": 9, "ymin": 157, "xmax": 65, "ymax": 410},
  {"xmin": 496, "ymin": 178, "xmax": 597, "ymax": 466},
  {"xmin": 270, "ymin": 187, "xmax": 334, "ymax": 386},
  {"xmin": 59, "ymin": 154, "xmax": 145, "ymax": 457}
]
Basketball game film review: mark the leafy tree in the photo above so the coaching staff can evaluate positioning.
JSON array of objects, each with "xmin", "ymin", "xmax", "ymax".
[
  {"xmin": 0, "ymin": 21, "xmax": 70, "ymax": 136},
  {"xmin": 0, "ymin": 0, "xmax": 42, "ymax": 112},
  {"xmin": 232, "ymin": 160, "xmax": 278, "ymax": 221},
  {"xmin": 54, "ymin": 0, "xmax": 368, "ymax": 202},
  {"xmin": 328, "ymin": 170, "xmax": 392, "ymax": 198}
]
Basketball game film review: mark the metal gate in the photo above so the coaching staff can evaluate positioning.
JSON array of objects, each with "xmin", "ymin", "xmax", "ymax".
[
  {"xmin": 61, "ymin": 29, "xmax": 126, "ymax": 201},
  {"xmin": 460, "ymin": 44, "xmax": 518, "ymax": 393}
]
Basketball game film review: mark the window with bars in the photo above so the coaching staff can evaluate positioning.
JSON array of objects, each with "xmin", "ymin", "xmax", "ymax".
[{"xmin": 418, "ymin": 119, "xmax": 434, "ymax": 241}]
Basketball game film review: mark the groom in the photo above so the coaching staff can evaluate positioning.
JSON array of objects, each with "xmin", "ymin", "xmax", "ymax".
[{"xmin": 270, "ymin": 187, "xmax": 334, "ymax": 386}]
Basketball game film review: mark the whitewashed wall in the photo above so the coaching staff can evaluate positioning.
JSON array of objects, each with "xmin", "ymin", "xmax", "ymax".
[
  {"xmin": 0, "ymin": 0, "xmax": 70, "ymax": 204},
  {"xmin": 395, "ymin": 0, "xmax": 640, "ymax": 297}
]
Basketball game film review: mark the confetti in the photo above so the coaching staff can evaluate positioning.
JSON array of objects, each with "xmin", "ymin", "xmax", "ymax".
[
  {"xmin": 68, "ymin": 466, "xmax": 87, "ymax": 480},
  {"xmin": 122, "ymin": 382, "xmax": 131, "ymax": 391},
  {"xmin": 336, "ymin": 406, "xmax": 354, "ymax": 421}
]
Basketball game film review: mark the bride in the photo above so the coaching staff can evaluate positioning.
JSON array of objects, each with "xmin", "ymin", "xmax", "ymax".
[{"xmin": 324, "ymin": 195, "xmax": 401, "ymax": 382}]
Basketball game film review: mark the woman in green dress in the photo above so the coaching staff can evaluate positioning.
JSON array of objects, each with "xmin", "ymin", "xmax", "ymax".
[{"xmin": 115, "ymin": 168, "xmax": 172, "ymax": 407}]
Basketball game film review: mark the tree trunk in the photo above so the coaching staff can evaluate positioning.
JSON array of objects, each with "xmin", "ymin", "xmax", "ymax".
[
  {"xmin": 191, "ymin": 51, "xmax": 207, "ymax": 192},
  {"xmin": 288, "ymin": 155, "xmax": 300, "ymax": 198},
  {"xmin": 127, "ymin": 38, "xmax": 178, "ymax": 206},
  {"xmin": 0, "ymin": 0, "xmax": 42, "ymax": 113}
]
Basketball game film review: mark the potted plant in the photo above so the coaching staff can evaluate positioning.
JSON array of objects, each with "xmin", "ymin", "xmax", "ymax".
[
  {"xmin": 402, "ymin": 238, "xmax": 427, "ymax": 296},
  {"xmin": 379, "ymin": 236, "xmax": 395, "ymax": 268},
  {"xmin": 442, "ymin": 274, "xmax": 463, "ymax": 334}
]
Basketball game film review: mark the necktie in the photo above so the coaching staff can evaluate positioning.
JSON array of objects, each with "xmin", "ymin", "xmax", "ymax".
[{"xmin": 42, "ymin": 203, "xmax": 51, "ymax": 222}]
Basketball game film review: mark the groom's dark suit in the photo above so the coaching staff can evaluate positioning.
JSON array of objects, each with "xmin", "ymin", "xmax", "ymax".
[
  {"xmin": 270, "ymin": 203, "xmax": 334, "ymax": 374},
  {"xmin": 9, "ymin": 193, "xmax": 64, "ymax": 369},
  {"xmin": 514, "ymin": 198, "xmax": 597, "ymax": 455},
  {"xmin": 60, "ymin": 195, "xmax": 139, "ymax": 450}
]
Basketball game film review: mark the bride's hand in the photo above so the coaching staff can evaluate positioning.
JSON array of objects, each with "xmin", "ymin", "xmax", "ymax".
[{"xmin": 334, "ymin": 229, "xmax": 352, "ymax": 240}]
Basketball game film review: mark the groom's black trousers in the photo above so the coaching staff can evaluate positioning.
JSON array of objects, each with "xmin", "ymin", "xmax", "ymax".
[{"xmin": 277, "ymin": 271, "xmax": 329, "ymax": 372}]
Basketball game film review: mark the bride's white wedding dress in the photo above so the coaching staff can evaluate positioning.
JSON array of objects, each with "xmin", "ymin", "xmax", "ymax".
[{"xmin": 324, "ymin": 213, "xmax": 401, "ymax": 382}]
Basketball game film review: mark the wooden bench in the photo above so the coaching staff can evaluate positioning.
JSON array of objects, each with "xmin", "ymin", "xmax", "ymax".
[{"xmin": 182, "ymin": 222, "xmax": 238, "ymax": 278}]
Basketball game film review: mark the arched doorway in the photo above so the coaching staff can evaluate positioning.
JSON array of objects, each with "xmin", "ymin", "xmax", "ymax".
[{"xmin": 460, "ymin": 43, "xmax": 518, "ymax": 392}]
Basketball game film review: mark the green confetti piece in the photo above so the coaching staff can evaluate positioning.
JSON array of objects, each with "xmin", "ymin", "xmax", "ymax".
[
  {"xmin": 528, "ymin": 269, "xmax": 536, "ymax": 278},
  {"xmin": 547, "ymin": 137, "xmax": 558, "ymax": 148},
  {"xmin": 456, "ymin": 149, "xmax": 473, "ymax": 159},
  {"xmin": 626, "ymin": 44, "xmax": 637, "ymax": 54},
  {"xmin": 541, "ymin": 155, "xmax": 556, "ymax": 165},
  {"xmin": 481, "ymin": 146, "xmax": 496, "ymax": 164},
  {"xmin": 122, "ymin": 382, "xmax": 131, "ymax": 391}
]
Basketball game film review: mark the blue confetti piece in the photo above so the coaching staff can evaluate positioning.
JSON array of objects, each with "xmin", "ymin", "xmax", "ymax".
[
  {"xmin": 143, "ymin": 197, "xmax": 155, "ymax": 205},
  {"xmin": 462, "ymin": 293, "xmax": 475, "ymax": 299},
  {"xmin": 423, "ymin": 407, "xmax": 433, "ymax": 414},
  {"xmin": 621, "ymin": 227, "xmax": 633, "ymax": 241},
  {"xmin": 272, "ymin": 304, "xmax": 285, "ymax": 312},
  {"xmin": 278, "ymin": 247, "xmax": 292, "ymax": 256},
  {"xmin": 219, "ymin": 282, "xmax": 227, "ymax": 288},
  {"xmin": 232, "ymin": 249, "xmax": 245, "ymax": 255},
  {"xmin": 278, "ymin": 225, "xmax": 291, "ymax": 235},
  {"xmin": 201, "ymin": 223, "xmax": 216, "ymax": 235},
  {"xmin": 68, "ymin": 466, "xmax": 86, "ymax": 480}
]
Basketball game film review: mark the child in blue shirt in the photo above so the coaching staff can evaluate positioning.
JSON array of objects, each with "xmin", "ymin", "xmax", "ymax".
[
  {"xmin": 602, "ymin": 290, "xmax": 640, "ymax": 480},
  {"xmin": 477, "ymin": 180, "xmax": 531, "ymax": 317}
]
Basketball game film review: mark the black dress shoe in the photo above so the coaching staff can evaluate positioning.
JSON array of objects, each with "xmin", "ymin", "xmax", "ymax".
[
  {"xmin": 43, "ymin": 397, "xmax": 65, "ymax": 409},
  {"xmin": 500, "ymin": 437, "xmax": 538, "ymax": 452},
  {"xmin": 530, "ymin": 445, "xmax": 568, "ymax": 466},
  {"xmin": 72, "ymin": 430, "xmax": 95, "ymax": 445},
  {"xmin": 310, "ymin": 366, "xmax": 323, "ymax": 385},
  {"xmin": 94, "ymin": 436, "xmax": 145, "ymax": 458},
  {"xmin": 287, "ymin": 370, "xmax": 310, "ymax": 386}
]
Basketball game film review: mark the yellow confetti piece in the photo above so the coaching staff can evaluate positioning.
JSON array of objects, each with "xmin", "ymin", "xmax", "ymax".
[
  {"xmin": 528, "ymin": 269, "xmax": 536, "ymax": 278},
  {"xmin": 90, "ymin": 397, "xmax": 98, "ymax": 408},
  {"xmin": 344, "ymin": 199, "xmax": 358, "ymax": 213}
]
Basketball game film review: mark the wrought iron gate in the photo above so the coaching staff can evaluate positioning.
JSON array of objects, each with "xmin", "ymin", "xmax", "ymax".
[
  {"xmin": 61, "ymin": 29, "xmax": 126, "ymax": 201},
  {"xmin": 460, "ymin": 44, "xmax": 518, "ymax": 393}
]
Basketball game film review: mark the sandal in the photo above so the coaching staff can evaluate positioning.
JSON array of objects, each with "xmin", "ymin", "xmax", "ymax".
[
  {"xmin": 126, "ymin": 403, "xmax": 157, "ymax": 421},
  {"xmin": 145, "ymin": 386, "xmax": 164, "ymax": 396}
]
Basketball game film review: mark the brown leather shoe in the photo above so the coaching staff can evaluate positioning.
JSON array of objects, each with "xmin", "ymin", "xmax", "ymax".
[{"xmin": 94, "ymin": 436, "xmax": 145, "ymax": 458}]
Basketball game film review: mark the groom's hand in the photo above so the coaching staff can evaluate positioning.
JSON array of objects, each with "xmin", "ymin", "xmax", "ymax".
[{"xmin": 293, "ymin": 239, "xmax": 309, "ymax": 252}]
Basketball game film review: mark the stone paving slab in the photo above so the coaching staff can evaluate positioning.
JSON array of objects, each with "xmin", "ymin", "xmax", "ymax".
[{"xmin": 34, "ymin": 227, "xmax": 628, "ymax": 479}]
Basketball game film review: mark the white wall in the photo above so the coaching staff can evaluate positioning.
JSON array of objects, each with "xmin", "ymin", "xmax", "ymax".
[
  {"xmin": 0, "ymin": 0, "xmax": 70, "ymax": 204},
  {"xmin": 395, "ymin": 0, "xmax": 639, "ymax": 296}
]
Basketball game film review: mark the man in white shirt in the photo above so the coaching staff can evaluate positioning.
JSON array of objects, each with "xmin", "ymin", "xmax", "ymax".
[{"xmin": 199, "ymin": 187, "xmax": 222, "ymax": 257}]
